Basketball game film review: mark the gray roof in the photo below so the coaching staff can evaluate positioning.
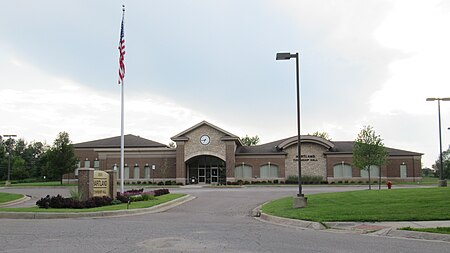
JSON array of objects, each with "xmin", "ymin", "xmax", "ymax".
[
  {"xmin": 74, "ymin": 134, "xmax": 167, "ymax": 149},
  {"xmin": 236, "ymin": 137, "xmax": 292, "ymax": 154},
  {"xmin": 237, "ymin": 138, "xmax": 423, "ymax": 156},
  {"xmin": 326, "ymin": 141, "xmax": 423, "ymax": 156}
]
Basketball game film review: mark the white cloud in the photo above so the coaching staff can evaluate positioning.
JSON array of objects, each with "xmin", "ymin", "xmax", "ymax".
[
  {"xmin": 0, "ymin": 55, "xmax": 205, "ymax": 145},
  {"xmin": 371, "ymin": 0, "xmax": 450, "ymax": 115}
]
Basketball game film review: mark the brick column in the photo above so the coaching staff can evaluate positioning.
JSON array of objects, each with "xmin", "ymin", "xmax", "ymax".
[
  {"xmin": 78, "ymin": 168, "xmax": 94, "ymax": 201},
  {"xmin": 225, "ymin": 141, "xmax": 236, "ymax": 179},
  {"xmin": 106, "ymin": 170, "xmax": 117, "ymax": 199},
  {"xmin": 175, "ymin": 142, "xmax": 186, "ymax": 184}
]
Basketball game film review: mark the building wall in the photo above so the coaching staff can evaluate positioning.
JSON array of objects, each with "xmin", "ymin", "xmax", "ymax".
[
  {"xmin": 284, "ymin": 143, "xmax": 328, "ymax": 179},
  {"xmin": 184, "ymin": 125, "xmax": 227, "ymax": 162},
  {"xmin": 326, "ymin": 154, "xmax": 422, "ymax": 182},
  {"xmin": 235, "ymin": 155, "xmax": 286, "ymax": 180}
]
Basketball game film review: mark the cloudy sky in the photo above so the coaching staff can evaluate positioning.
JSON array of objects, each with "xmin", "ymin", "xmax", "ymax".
[{"xmin": 1, "ymin": 0, "xmax": 450, "ymax": 168}]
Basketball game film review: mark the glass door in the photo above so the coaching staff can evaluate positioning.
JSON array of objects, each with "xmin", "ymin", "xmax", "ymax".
[
  {"xmin": 211, "ymin": 167, "xmax": 218, "ymax": 183},
  {"xmin": 199, "ymin": 168, "xmax": 206, "ymax": 183}
]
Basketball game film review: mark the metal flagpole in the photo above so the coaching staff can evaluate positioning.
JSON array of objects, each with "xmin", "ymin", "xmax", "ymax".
[
  {"xmin": 120, "ymin": 78, "xmax": 124, "ymax": 194},
  {"xmin": 119, "ymin": 5, "xmax": 125, "ymax": 194}
]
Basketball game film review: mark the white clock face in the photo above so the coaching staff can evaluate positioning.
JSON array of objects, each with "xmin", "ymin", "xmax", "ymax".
[{"xmin": 200, "ymin": 135, "xmax": 210, "ymax": 145}]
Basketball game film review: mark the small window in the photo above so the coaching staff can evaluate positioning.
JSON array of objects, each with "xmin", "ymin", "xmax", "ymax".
[
  {"xmin": 94, "ymin": 160, "xmax": 100, "ymax": 169},
  {"xmin": 84, "ymin": 160, "xmax": 90, "ymax": 168}
]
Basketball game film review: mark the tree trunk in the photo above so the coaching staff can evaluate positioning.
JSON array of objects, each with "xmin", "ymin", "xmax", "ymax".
[{"xmin": 368, "ymin": 167, "xmax": 371, "ymax": 190}]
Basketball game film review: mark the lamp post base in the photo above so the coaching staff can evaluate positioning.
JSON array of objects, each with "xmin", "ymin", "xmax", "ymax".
[
  {"xmin": 438, "ymin": 180, "xmax": 447, "ymax": 187},
  {"xmin": 4, "ymin": 181, "xmax": 11, "ymax": 187},
  {"xmin": 293, "ymin": 196, "xmax": 308, "ymax": 208}
]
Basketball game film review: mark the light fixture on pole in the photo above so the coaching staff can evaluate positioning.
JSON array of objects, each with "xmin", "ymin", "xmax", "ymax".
[
  {"xmin": 426, "ymin": 97, "xmax": 450, "ymax": 187},
  {"xmin": 276, "ymin": 52, "xmax": 307, "ymax": 208},
  {"xmin": 3, "ymin": 134, "xmax": 17, "ymax": 186}
]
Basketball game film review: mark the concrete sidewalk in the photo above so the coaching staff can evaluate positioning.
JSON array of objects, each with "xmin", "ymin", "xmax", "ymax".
[{"xmin": 256, "ymin": 209, "xmax": 450, "ymax": 243}]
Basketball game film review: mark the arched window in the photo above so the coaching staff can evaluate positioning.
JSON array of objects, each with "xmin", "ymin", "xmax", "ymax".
[
  {"xmin": 144, "ymin": 164, "xmax": 151, "ymax": 179},
  {"xmin": 134, "ymin": 164, "xmax": 140, "ymax": 179},
  {"xmin": 124, "ymin": 164, "xmax": 130, "ymax": 179},
  {"xmin": 400, "ymin": 164, "xmax": 407, "ymax": 178},
  {"xmin": 235, "ymin": 164, "xmax": 253, "ymax": 179},
  {"xmin": 260, "ymin": 164, "xmax": 279, "ymax": 178},
  {"xmin": 360, "ymin": 165, "xmax": 380, "ymax": 178},
  {"xmin": 333, "ymin": 164, "xmax": 353, "ymax": 178}
]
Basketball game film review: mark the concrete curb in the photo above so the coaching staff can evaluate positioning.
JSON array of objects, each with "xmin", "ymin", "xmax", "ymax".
[
  {"xmin": 259, "ymin": 212, "xmax": 327, "ymax": 230},
  {"xmin": 0, "ymin": 195, "xmax": 31, "ymax": 207},
  {"xmin": 252, "ymin": 204, "xmax": 326, "ymax": 230},
  {"xmin": 371, "ymin": 227, "xmax": 450, "ymax": 243},
  {"xmin": 0, "ymin": 194, "xmax": 195, "ymax": 219}
]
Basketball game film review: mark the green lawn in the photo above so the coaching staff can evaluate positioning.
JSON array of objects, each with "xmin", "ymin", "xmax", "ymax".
[
  {"xmin": 1, "ymin": 181, "xmax": 77, "ymax": 187},
  {"xmin": 0, "ymin": 193, "xmax": 185, "ymax": 212},
  {"xmin": 0, "ymin": 192, "xmax": 24, "ymax": 204},
  {"xmin": 262, "ymin": 187, "xmax": 450, "ymax": 222},
  {"xmin": 400, "ymin": 227, "xmax": 450, "ymax": 235}
]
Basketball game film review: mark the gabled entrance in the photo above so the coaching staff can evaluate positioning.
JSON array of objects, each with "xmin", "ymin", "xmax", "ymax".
[{"xmin": 186, "ymin": 155, "xmax": 226, "ymax": 184}]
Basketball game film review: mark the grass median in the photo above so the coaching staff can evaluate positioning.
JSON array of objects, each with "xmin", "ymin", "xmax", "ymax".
[
  {"xmin": 262, "ymin": 187, "xmax": 450, "ymax": 222},
  {"xmin": 0, "ymin": 193, "xmax": 185, "ymax": 213},
  {"xmin": 0, "ymin": 192, "xmax": 24, "ymax": 204}
]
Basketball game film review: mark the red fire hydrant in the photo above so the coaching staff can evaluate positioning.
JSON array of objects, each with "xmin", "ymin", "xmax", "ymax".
[{"xmin": 387, "ymin": 181, "xmax": 392, "ymax": 189}]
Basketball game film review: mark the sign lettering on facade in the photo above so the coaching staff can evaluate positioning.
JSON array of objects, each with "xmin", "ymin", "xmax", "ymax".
[
  {"xmin": 93, "ymin": 170, "xmax": 109, "ymax": 197},
  {"xmin": 294, "ymin": 154, "xmax": 318, "ymax": 162}
]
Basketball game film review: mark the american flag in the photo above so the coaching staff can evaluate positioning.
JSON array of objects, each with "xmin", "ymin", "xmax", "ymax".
[{"xmin": 118, "ymin": 10, "xmax": 125, "ymax": 85}]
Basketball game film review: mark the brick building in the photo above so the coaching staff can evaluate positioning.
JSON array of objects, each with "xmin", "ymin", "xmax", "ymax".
[{"xmin": 73, "ymin": 121, "xmax": 422, "ymax": 184}]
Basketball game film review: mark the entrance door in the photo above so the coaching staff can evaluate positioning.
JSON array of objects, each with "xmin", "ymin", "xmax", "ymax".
[
  {"xmin": 185, "ymin": 155, "xmax": 226, "ymax": 185},
  {"xmin": 198, "ymin": 167, "xmax": 206, "ymax": 183},
  {"xmin": 211, "ymin": 167, "xmax": 218, "ymax": 183}
]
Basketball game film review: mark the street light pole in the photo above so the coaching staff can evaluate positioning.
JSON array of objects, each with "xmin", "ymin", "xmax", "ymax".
[
  {"xmin": 3, "ymin": 134, "xmax": 17, "ymax": 186},
  {"xmin": 276, "ymin": 52, "xmax": 307, "ymax": 208},
  {"xmin": 426, "ymin": 97, "xmax": 450, "ymax": 187}
]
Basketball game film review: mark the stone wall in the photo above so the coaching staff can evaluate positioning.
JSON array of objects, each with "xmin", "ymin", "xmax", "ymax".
[
  {"xmin": 284, "ymin": 143, "xmax": 327, "ymax": 179},
  {"xmin": 184, "ymin": 125, "xmax": 227, "ymax": 162}
]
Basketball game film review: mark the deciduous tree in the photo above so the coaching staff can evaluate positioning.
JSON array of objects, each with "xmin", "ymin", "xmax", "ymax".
[
  {"xmin": 241, "ymin": 135, "xmax": 260, "ymax": 146},
  {"xmin": 353, "ymin": 126, "xmax": 388, "ymax": 190},
  {"xmin": 44, "ymin": 132, "xmax": 78, "ymax": 184}
]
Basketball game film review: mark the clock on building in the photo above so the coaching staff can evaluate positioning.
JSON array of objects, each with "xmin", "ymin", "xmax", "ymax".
[{"xmin": 200, "ymin": 135, "xmax": 210, "ymax": 145}]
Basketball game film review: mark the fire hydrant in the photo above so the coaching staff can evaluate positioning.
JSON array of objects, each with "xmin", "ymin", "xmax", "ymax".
[{"xmin": 387, "ymin": 181, "xmax": 392, "ymax": 189}]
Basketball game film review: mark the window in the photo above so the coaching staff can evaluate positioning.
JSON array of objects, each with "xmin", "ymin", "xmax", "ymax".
[
  {"xmin": 400, "ymin": 164, "xmax": 407, "ymax": 178},
  {"xmin": 361, "ymin": 165, "xmax": 380, "ymax": 178},
  {"xmin": 94, "ymin": 160, "xmax": 100, "ymax": 169},
  {"xmin": 260, "ymin": 164, "xmax": 279, "ymax": 178},
  {"xmin": 144, "ymin": 165, "xmax": 150, "ymax": 179},
  {"xmin": 134, "ymin": 165, "xmax": 140, "ymax": 179},
  {"xmin": 84, "ymin": 160, "xmax": 90, "ymax": 168},
  {"xmin": 124, "ymin": 164, "xmax": 130, "ymax": 179},
  {"xmin": 235, "ymin": 165, "xmax": 253, "ymax": 179},
  {"xmin": 333, "ymin": 164, "xmax": 353, "ymax": 178}
]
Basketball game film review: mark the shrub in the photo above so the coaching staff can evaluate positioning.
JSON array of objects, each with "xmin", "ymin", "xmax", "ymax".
[
  {"xmin": 337, "ymin": 181, "xmax": 343, "ymax": 184},
  {"xmin": 157, "ymin": 181, "xmax": 164, "ymax": 185},
  {"xmin": 164, "ymin": 181, "xmax": 172, "ymax": 185},
  {"xmin": 142, "ymin": 194, "xmax": 155, "ymax": 201},
  {"xmin": 273, "ymin": 179, "xmax": 279, "ymax": 184},
  {"xmin": 154, "ymin": 188, "xmax": 170, "ymax": 196},
  {"xmin": 237, "ymin": 180, "xmax": 243, "ymax": 185},
  {"xmin": 244, "ymin": 181, "xmax": 250, "ymax": 185},
  {"xmin": 36, "ymin": 195, "xmax": 113, "ymax": 209}
]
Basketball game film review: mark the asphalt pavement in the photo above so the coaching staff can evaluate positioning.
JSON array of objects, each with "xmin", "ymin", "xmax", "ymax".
[{"xmin": 0, "ymin": 185, "xmax": 448, "ymax": 253}]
